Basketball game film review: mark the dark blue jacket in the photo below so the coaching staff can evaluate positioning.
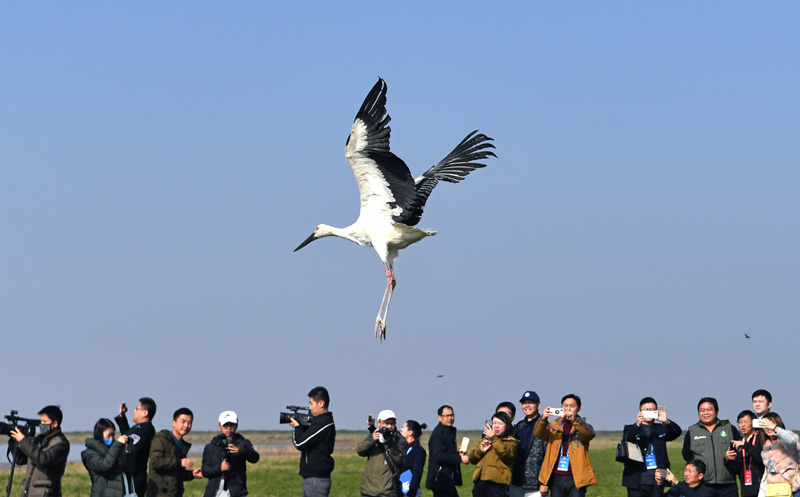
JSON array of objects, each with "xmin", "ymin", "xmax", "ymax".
[
  {"xmin": 292, "ymin": 411, "xmax": 336, "ymax": 479},
  {"xmin": 621, "ymin": 420, "xmax": 682, "ymax": 489},
  {"xmin": 425, "ymin": 422, "xmax": 462, "ymax": 490},
  {"xmin": 201, "ymin": 433, "xmax": 260, "ymax": 497},
  {"xmin": 115, "ymin": 414, "xmax": 155, "ymax": 497},
  {"xmin": 401, "ymin": 440, "xmax": 426, "ymax": 496}
]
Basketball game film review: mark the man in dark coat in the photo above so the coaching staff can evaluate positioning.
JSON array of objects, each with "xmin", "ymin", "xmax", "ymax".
[
  {"xmin": 116, "ymin": 397, "xmax": 157, "ymax": 497},
  {"xmin": 146, "ymin": 407, "xmax": 201, "ymax": 497},
  {"xmin": 290, "ymin": 386, "xmax": 336, "ymax": 497},
  {"xmin": 425, "ymin": 405, "xmax": 463, "ymax": 497},
  {"xmin": 201, "ymin": 411, "xmax": 260, "ymax": 497},
  {"xmin": 621, "ymin": 397, "xmax": 682, "ymax": 497},
  {"xmin": 724, "ymin": 410, "xmax": 763, "ymax": 497},
  {"xmin": 10, "ymin": 405, "xmax": 70, "ymax": 497},
  {"xmin": 511, "ymin": 391, "xmax": 547, "ymax": 497}
]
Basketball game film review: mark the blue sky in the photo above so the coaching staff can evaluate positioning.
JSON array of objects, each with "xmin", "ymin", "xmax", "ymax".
[{"xmin": 2, "ymin": 2, "xmax": 798, "ymax": 434}]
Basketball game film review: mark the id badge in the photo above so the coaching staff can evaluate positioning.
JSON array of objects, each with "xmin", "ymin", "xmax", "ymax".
[
  {"xmin": 557, "ymin": 455, "xmax": 570, "ymax": 471},
  {"xmin": 744, "ymin": 469, "xmax": 753, "ymax": 485},
  {"xmin": 645, "ymin": 453, "xmax": 657, "ymax": 469}
]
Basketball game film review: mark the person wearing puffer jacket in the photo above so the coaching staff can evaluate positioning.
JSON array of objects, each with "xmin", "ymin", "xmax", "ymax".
[
  {"xmin": 465, "ymin": 411, "xmax": 519, "ymax": 497},
  {"xmin": 82, "ymin": 418, "xmax": 131, "ymax": 497},
  {"xmin": 758, "ymin": 413, "xmax": 800, "ymax": 497}
]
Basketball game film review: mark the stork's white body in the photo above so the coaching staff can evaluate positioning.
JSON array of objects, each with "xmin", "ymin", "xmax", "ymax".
[{"xmin": 294, "ymin": 78, "xmax": 495, "ymax": 341}]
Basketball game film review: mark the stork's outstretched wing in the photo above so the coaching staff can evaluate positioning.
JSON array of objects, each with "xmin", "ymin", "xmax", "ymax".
[
  {"xmin": 345, "ymin": 78, "xmax": 418, "ymax": 225},
  {"xmin": 403, "ymin": 131, "xmax": 496, "ymax": 226}
]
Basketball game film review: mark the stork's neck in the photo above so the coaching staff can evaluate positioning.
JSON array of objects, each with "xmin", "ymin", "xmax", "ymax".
[{"xmin": 317, "ymin": 223, "xmax": 370, "ymax": 247}]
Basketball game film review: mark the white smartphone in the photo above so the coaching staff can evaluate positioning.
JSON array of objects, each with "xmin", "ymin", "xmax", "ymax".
[
  {"xmin": 460, "ymin": 437, "xmax": 470, "ymax": 452},
  {"xmin": 642, "ymin": 410, "xmax": 659, "ymax": 420},
  {"xmin": 551, "ymin": 408, "xmax": 564, "ymax": 416}
]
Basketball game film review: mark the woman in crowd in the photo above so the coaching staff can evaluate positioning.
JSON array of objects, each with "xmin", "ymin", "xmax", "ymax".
[
  {"xmin": 759, "ymin": 413, "xmax": 800, "ymax": 497},
  {"xmin": 399, "ymin": 420, "xmax": 427, "ymax": 497},
  {"xmin": 81, "ymin": 418, "xmax": 130, "ymax": 497},
  {"xmin": 463, "ymin": 411, "xmax": 519, "ymax": 497}
]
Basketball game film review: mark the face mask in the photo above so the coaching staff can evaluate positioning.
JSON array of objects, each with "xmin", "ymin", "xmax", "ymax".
[
  {"xmin": 104, "ymin": 438, "xmax": 113, "ymax": 446},
  {"xmin": 38, "ymin": 423, "xmax": 52, "ymax": 436}
]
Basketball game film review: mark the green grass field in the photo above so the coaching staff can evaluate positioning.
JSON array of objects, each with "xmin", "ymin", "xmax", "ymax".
[{"xmin": 1, "ymin": 431, "xmax": 691, "ymax": 497}]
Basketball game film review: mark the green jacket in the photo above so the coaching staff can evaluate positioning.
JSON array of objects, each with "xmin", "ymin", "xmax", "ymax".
[
  {"xmin": 81, "ymin": 438, "xmax": 126, "ymax": 497},
  {"xmin": 468, "ymin": 436, "xmax": 519, "ymax": 486},
  {"xmin": 356, "ymin": 429, "xmax": 407, "ymax": 497},
  {"xmin": 682, "ymin": 419, "xmax": 740, "ymax": 485},
  {"xmin": 146, "ymin": 430, "xmax": 195, "ymax": 497}
]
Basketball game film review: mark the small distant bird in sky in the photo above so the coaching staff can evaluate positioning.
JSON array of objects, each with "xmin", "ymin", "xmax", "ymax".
[
  {"xmin": 294, "ymin": 78, "xmax": 496, "ymax": 341},
  {"xmin": 744, "ymin": 333, "xmax": 751, "ymax": 339},
  {"xmin": 436, "ymin": 375, "xmax": 444, "ymax": 378}
]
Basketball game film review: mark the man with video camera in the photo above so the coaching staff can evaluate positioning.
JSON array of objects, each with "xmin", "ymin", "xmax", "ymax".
[
  {"xmin": 357, "ymin": 409, "xmax": 407, "ymax": 497},
  {"xmin": 201, "ymin": 410, "xmax": 260, "ymax": 497},
  {"xmin": 8, "ymin": 405, "xmax": 70, "ymax": 497},
  {"xmin": 289, "ymin": 386, "xmax": 336, "ymax": 497}
]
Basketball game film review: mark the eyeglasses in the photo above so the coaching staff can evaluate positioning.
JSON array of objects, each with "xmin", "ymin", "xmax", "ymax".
[{"xmin": 440, "ymin": 414, "xmax": 454, "ymax": 418}]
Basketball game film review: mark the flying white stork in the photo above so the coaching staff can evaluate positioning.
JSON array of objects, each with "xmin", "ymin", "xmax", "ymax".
[{"xmin": 294, "ymin": 78, "xmax": 496, "ymax": 341}]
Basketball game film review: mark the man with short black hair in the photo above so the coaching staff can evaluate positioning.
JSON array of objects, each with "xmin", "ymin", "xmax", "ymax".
[
  {"xmin": 116, "ymin": 397, "xmax": 157, "ymax": 497},
  {"xmin": 656, "ymin": 459, "xmax": 714, "ymax": 497},
  {"xmin": 682, "ymin": 397, "xmax": 741, "ymax": 497},
  {"xmin": 147, "ymin": 407, "xmax": 202, "ymax": 497},
  {"xmin": 724, "ymin": 410, "xmax": 763, "ymax": 497},
  {"xmin": 291, "ymin": 386, "xmax": 336, "ymax": 497},
  {"xmin": 10, "ymin": 405, "xmax": 70, "ymax": 497},
  {"xmin": 357, "ymin": 409, "xmax": 407, "ymax": 497},
  {"xmin": 620, "ymin": 397, "xmax": 681, "ymax": 497},
  {"xmin": 511, "ymin": 390, "xmax": 547, "ymax": 497},
  {"xmin": 426, "ymin": 405, "xmax": 463, "ymax": 497},
  {"xmin": 751, "ymin": 390, "xmax": 772, "ymax": 419},
  {"xmin": 537, "ymin": 394, "xmax": 597, "ymax": 497},
  {"xmin": 496, "ymin": 401, "xmax": 517, "ymax": 423}
]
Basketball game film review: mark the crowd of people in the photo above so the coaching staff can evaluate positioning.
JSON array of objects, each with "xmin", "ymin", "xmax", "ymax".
[{"xmin": 4, "ymin": 388, "xmax": 799, "ymax": 497}]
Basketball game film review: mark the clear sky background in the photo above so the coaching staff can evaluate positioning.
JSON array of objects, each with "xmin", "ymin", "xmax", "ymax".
[{"xmin": 2, "ymin": 2, "xmax": 798, "ymax": 434}]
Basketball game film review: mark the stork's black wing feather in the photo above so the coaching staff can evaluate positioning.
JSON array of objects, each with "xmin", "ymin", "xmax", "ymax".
[
  {"xmin": 346, "ymin": 78, "xmax": 418, "ymax": 225},
  {"xmin": 401, "ymin": 131, "xmax": 496, "ymax": 226}
]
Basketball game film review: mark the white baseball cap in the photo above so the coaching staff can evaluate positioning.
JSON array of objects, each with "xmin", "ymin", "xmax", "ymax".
[
  {"xmin": 377, "ymin": 409, "xmax": 396, "ymax": 422},
  {"xmin": 219, "ymin": 411, "xmax": 238, "ymax": 425}
]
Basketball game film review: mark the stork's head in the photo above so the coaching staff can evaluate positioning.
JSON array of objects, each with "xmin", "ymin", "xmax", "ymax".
[{"xmin": 294, "ymin": 224, "xmax": 334, "ymax": 252}]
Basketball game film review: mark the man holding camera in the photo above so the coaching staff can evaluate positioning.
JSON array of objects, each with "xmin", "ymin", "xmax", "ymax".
[
  {"xmin": 116, "ymin": 397, "xmax": 157, "ymax": 497},
  {"xmin": 357, "ymin": 409, "xmax": 407, "ymax": 497},
  {"xmin": 9, "ymin": 405, "xmax": 70, "ymax": 497},
  {"xmin": 290, "ymin": 386, "xmax": 336, "ymax": 497},
  {"xmin": 201, "ymin": 410, "xmax": 260, "ymax": 497},
  {"xmin": 511, "ymin": 391, "xmax": 547, "ymax": 497}
]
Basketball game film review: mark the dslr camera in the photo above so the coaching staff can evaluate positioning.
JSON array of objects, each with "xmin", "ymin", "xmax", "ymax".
[
  {"xmin": 378, "ymin": 426, "xmax": 396, "ymax": 444},
  {"xmin": 279, "ymin": 405, "xmax": 312, "ymax": 427}
]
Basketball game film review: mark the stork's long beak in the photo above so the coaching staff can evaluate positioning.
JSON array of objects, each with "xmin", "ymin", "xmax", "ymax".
[{"xmin": 294, "ymin": 233, "xmax": 317, "ymax": 252}]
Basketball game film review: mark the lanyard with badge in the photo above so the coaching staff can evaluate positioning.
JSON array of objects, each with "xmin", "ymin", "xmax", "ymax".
[
  {"xmin": 557, "ymin": 422, "xmax": 571, "ymax": 471},
  {"xmin": 644, "ymin": 444, "xmax": 657, "ymax": 470},
  {"xmin": 742, "ymin": 435, "xmax": 753, "ymax": 486}
]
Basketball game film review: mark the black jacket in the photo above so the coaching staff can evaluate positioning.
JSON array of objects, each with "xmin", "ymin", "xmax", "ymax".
[
  {"xmin": 115, "ymin": 414, "xmax": 155, "ymax": 497},
  {"xmin": 18, "ymin": 428, "xmax": 70, "ymax": 497},
  {"xmin": 292, "ymin": 411, "xmax": 336, "ymax": 479},
  {"xmin": 622, "ymin": 420, "xmax": 682, "ymax": 489},
  {"xmin": 201, "ymin": 433, "xmax": 260, "ymax": 497},
  {"xmin": 512, "ymin": 414, "xmax": 546, "ymax": 490},
  {"xmin": 81, "ymin": 438, "xmax": 127, "ymax": 497},
  {"xmin": 425, "ymin": 422, "xmax": 462, "ymax": 491},
  {"xmin": 665, "ymin": 481, "xmax": 715, "ymax": 497},
  {"xmin": 726, "ymin": 433, "xmax": 763, "ymax": 497},
  {"xmin": 401, "ymin": 440, "xmax": 426, "ymax": 497}
]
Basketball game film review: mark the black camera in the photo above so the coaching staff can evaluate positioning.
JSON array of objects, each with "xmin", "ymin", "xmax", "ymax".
[
  {"xmin": 0, "ymin": 411, "xmax": 40, "ymax": 438},
  {"xmin": 378, "ymin": 426, "xmax": 396, "ymax": 444},
  {"xmin": 279, "ymin": 405, "xmax": 312, "ymax": 426},
  {"xmin": 1, "ymin": 411, "xmax": 41, "ymax": 467}
]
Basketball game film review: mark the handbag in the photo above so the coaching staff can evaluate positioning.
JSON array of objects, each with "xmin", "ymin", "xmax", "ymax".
[
  {"xmin": 766, "ymin": 462, "xmax": 800, "ymax": 497},
  {"xmin": 615, "ymin": 435, "xmax": 643, "ymax": 463}
]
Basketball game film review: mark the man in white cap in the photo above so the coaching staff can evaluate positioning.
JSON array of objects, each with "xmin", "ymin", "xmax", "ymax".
[
  {"xmin": 356, "ymin": 409, "xmax": 407, "ymax": 497},
  {"xmin": 200, "ymin": 410, "xmax": 260, "ymax": 497}
]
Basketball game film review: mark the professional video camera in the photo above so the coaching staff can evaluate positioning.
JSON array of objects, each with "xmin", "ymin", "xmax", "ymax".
[
  {"xmin": 0, "ymin": 410, "xmax": 40, "ymax": 439},
  {"xmin": 2, "ymin": 410, "xmax": 41, "ymax": 497},
  {"xmin": 278, "ymin": 405, "xmax": 312, "ymax": 426}
]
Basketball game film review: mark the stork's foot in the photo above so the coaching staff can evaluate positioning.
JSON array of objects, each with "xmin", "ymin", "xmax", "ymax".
[{"xmin": 374, "ymin": 317, "xmax": 386, "ymax": 342}]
